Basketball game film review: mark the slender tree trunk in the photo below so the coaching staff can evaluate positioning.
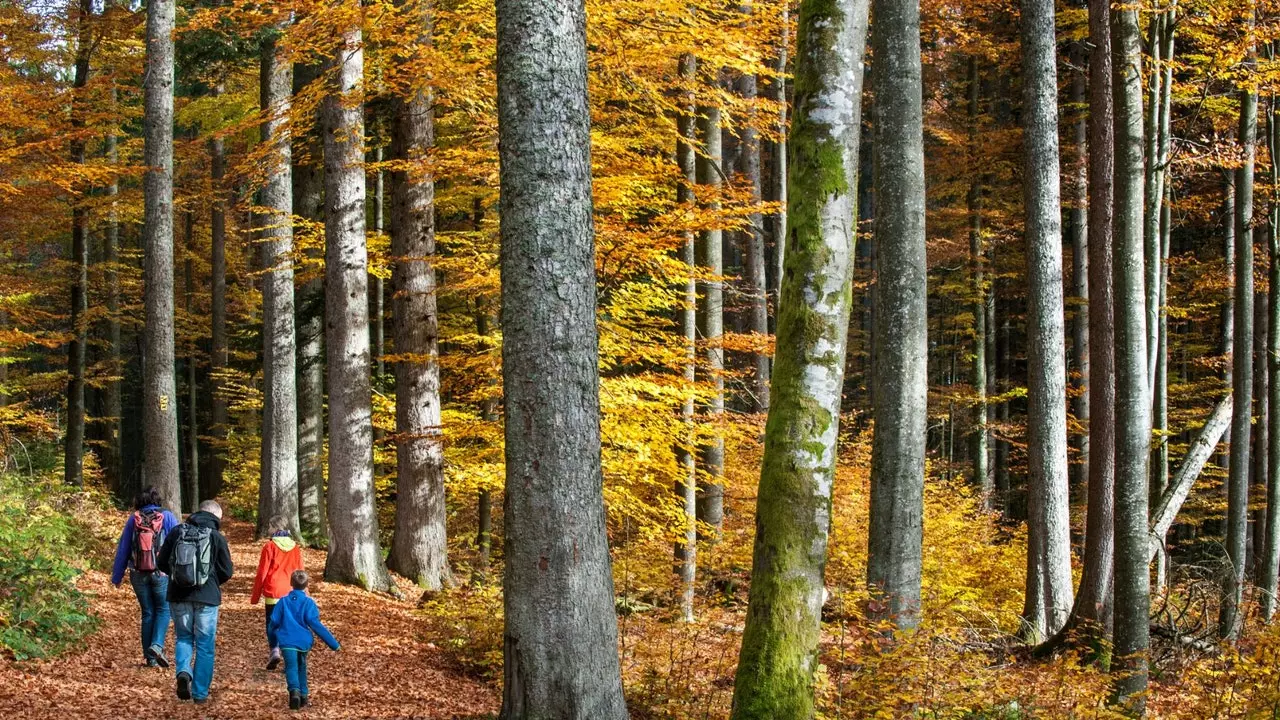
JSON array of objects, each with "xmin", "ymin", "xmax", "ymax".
[
  {"xmin": 1069, "ymin": 42, "xmax": 1090, "ymax": 500},
  {"xmin": 867, "ymin": 0, "xmax": 928, "ymax": 630},
  {"xmin": 1144, "ymin": 13, "xmax": 1165, "ymax": 392},
  {"xmin": 968, "ymin": 57, "xmax": 990, "ymax": 501},
  {"xmin": 183, "ymin": 212, "xmax": 200, "ymax": 512},
  {"xmin": 697, "ymin": 103, "xmax": 726, "ymax": 535},
  {"xmin": 292, "ymin": 62, "xmax": 327, "ymax": 543},
  {"xmin": 322, "ymin": 17, "xmax": 390, "ymax": 591},
  {"xmin": 1111, "ymin": 2, "xmax": 1151, "ymax": 708},
  {"xmin": 1019, "ymin": 0, "xmax": 1074, "ymax": 641},
  {"xmin": 372, "ymin": 148, "xmax": 386, "ymax": 384},
  {"xmin": 103, "ymin": 95, "xmax": 123, "ymax": 491},
  {"xmin": 387, "ymin": 7, "xmax": 451, "ymax": 590},
  {"xmin": 1222, "ymin": 16, "xmax": 1257, "ymax": 640},
  {"xmin": 494, "ymin": 0, "xmax": 628, "ymax": 714},
  {"xmin": 767, "ymin": 7, "xmax": 788, "ymax": 323},
  {"xmin": 65, "ymin": 0, "xmax": 91, "ymax": 488},
  {"xmin": 1255, "ymin": 288, "xmax": 1270, "ymax": 577},
  {"xmin": 674, "ymin": 53, "xmax": 698, "ymax": 623},
  {"xmin": 206, "ymin": 88, "xmax": 228, "ymax": 502},
  {"xmin": 737, "ymin": 65, "xmax": 771, "ymax": 411},
  {"xmin": 1151, "ymin": 7, "xmax": 1176, "ymax": 512},
  {"xmin": 142, "ymin": 0, "xmax": 180, "ymax": 512},
  {"xmin": 474, "ymin": 296, "xmax": 497, "ymax": 579},
  {"xmin": 1263, "ymin": 59, "xmax": 1280, "ymax": 622},
  {"xmin": 731, "ymin": 0, "xmax": 868, "ymax": 714}
]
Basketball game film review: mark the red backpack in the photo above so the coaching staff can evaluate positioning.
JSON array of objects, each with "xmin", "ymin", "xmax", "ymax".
[{"xmin": 132, "ymin": 510, "xmax": 165, "ymax": 573}]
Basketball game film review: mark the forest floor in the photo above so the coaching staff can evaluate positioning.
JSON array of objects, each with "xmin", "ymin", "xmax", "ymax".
[{"xmin": 0, "ymin": 519, "xmax": 500, "ymax": 719}]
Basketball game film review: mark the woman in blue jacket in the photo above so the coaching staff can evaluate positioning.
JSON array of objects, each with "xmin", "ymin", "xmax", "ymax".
[
  {"xmin": 270, "ymin": 570, "xmax": 340, "ymax": 710},
  {"xmin": 110, "ymin": 486, "xmax": 180, "ymax": 667}
]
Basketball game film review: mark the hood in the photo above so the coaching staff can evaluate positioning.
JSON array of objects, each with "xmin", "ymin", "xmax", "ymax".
[
  {"xmin": 271, "ymin": 536, "xmax": 297, "ymax": 552},
  {"xmin": 186, "ymin": 510, "xmax": 222, "ymax": 530}
]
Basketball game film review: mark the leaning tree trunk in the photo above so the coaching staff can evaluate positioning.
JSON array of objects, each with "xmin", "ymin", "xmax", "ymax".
[
  {"xmin": 322, "ymin": 17, "xmax": 390, "ymax": 591},
  {"xmin": 1111, "ymin": 2, "xmax": 1152, "ymax": 709},
  {"xmin": 258, "ymin": 32, "xmax": 300, "ymax": 538},
  {"xmin": 387, "ymin": 6, "xmax": 451, "ymax": 590},
  {"xmin": 867, "ymin": 0, "xmax": 928, "ymax": 631},
  {"xmin": 494, "ymin": 0, "xmax": 628, "ymax": 716},
  {"xmin": 1222, "ymin": 17, "xmax": 1257, "ymax": 641},
  {"xmin": 730, "ymin": 0, "xmax": 868, "ymax": 715},
  {"xmin": 1018, "ymin": 0, "xmax": 1074, "ymax": 642},
  {"xmin": 65, "ymin": 0, "xmax": 91, "ymax": 489},
  {"xmin": 674, "ymin": 52, "xmax": 698, "ymax": 623},
  {"xmin": 141, "ymin": 0, "xmax": 180, "ymax": 512},
  {"xmin": 697, "ymin": 102, "xmax": 726, "ymax": 536}
]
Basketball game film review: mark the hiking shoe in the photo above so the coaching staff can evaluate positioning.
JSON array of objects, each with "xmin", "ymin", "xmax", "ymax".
[
  {"xmin": 176, "ymin": 672, "xmax": 192, "ymax": 701},
  {"xmin": 300, "ymin": 695, "xmax": 309, "ymax": 708},
  {"xmin": 148, "ymin": 644, "xmax": 169, "ymax": 669},
  {"xmin": 145, "ymin": 658, "xmax": 157, "ymax": 668},
  {"xmin": 267, "ymin": 648, "xmax": 282, "ymax": 671},
  {"xmin": 193, "ymin": 698, "xmax": 208, "ymax": 705},
  {"xmin": 289, "ymin": 690, "xmax": 302, "ymax": 711}
]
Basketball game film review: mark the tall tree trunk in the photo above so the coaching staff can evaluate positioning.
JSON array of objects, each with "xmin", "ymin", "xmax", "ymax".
[
  {"xmin": 1111, "ymin": 2, "xmax": 1151, "ymax": 708},
  {"xmin": 473, "ymin": 295, "xmax": 498, "ymax": 579},
  {"xmin": 1222, "ymin": 14, "xmax": 1257, "ymax": 640},
  {"xmin": 1143, "ymin": 13, "xmax": 1165, "ymax": 392},
  {"xmin": 372, "ymin": 148, "xmax": 386, "ymax": 384},
  {"xmin": 674, "ymin": 52, "xmax": 698, "ymax": 623},
  {"xmin": 731, "ymin": 0, "xmax": 868, "ymax": 714},
  {"xmin": 1255, "ymin": 289, "xmax": 1270, "ymax": 577},
  {"xmin": 1019, "ymin": 0, "xmax": 1074, "ymax": 641},
  {"xmin": 322, "ymin": 17, "xmax": 390, "ymax": 591},
  {"xmin": 65, "ymin": 0, "xmax": 91, "ymax": 488},
  {"xmin": 697, "ymin": 103, "xmax": 726, "ymax": 536},
  {"xmin": 1069, "ymin": 42, "xmax": 1090, "ymax": 500},
  {"xmin": 968, "ymin": 58, "xmax": 991, "ymax": 503},
  {"xmin": 767, "ymin": 7, "xmax": 789, "ymax": 323},
  {"xmin": 206, "ymin": 86, "xmax": 228, "ymax": 502},
  {"xmin": 1151, "ymin": 6, "xmax": 1176, "ymax": 511},
  {"xmin": 387, "ymin": 6, "xmax": 451, "ymax": 590},
  {"xmin": 1263, "ymin": 56, "xmax": 1280, "ymax": 622},
  {"xmin": 258, "ymin": 33, "xmax": 300, "ymax": 538},
  {"xmin": 142, "ymin": 0, "xmax": 180, "ymax": 512},
  {"xmin": 183, "ymin": 212, "xmax": 199, "ymax": 512},
  {"xmin": 103, "ymin": 92, "xmax": 123, "ymax": 492},
  {"xmin": 494, "ymin": 0, "xmax": 628, "ymax": 715},
  {"xmin": 867, "ymin": 0, "xmax": 927, "ymax": 630},
  {"xmin": 293, "ymin": 62, "xmax": 327, "ymax": 543},
  {"xmin": 737, "ymin": 66, "xmax": 771, "ymax": 412}
]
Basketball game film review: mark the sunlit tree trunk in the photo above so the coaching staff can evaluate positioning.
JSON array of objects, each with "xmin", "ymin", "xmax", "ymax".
[
  {"xmin": 967, "ymin": 57, "xmax": 991, "ymax": 503},
  {"xmin": 767, "ymin": 8, "xmax": 788, "ymax": 322},
  {"xmin": 103, "ymin": 90, "xmax": 123, "ymax": 492},
  {"xmin": 142, "ymin": 0, "xmax": 180, "ymax": 512},
  {"xmin": 1151, "ymin": 6, "xmax": 1176, "ymax": 516},
  {"xmin": 65, "ymin": 0, "xmax": 91, "ymax": 489},
  {"xmin": 322, "ymin": 16, "xmax": 390, "ymax": 591},
  {"xmin": 697, "ymin": 102, "xmax": 726, "ymax": 536},
  {"xmin": 736, "ymin": 53, "xmax": 770, "ymax": 412},
  {"xmin": 494, "ymin": 0, "xmax": 628, "ymax": 715},
  {"xmin": 731, "ymin": 0, "xmax": 868, "ymax": 715},
  {"xmin": 674, "ymin": 52, "xmax": 698, "ymax": 623},
  {"xmin": 867, "ymin": 0, "xmax": 927, "ymax": 630}
]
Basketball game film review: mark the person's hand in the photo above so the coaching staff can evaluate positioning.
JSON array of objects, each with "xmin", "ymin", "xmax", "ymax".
[{"xmin": 112, "ymin": 582, "xmax": 121, "ymax": 589}]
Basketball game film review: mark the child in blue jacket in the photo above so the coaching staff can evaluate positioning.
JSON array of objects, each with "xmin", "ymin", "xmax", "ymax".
[{"xmin": 269, "ymin": 570, "xmax": 340, "ymax": 710}]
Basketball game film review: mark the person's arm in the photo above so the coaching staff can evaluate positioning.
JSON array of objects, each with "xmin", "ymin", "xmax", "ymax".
[
  {"xmin": 156, "ymin": 526, "xmax": 177, "ymax": 576},
  {"xmin": 214, "ymin": 534, "xmax": 234, "ymax": 585},
  {"xmin": 162, "ymin": 510, "xmax": 180, "ymax": 535},
  {"xmin": 249, "ymin": 544, "xmax": 271, "ymax": 604},
  {"xmin": 110, "ymin": 515, "xmax": 134, "ymax": 586},
  {"xmin": 306, "ymin": 600, "xmax": 340, "ymax": 651}
]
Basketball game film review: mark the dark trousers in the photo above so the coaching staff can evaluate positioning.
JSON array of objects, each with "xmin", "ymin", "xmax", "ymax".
[{"xmin": 264, "ymin": 603, "xmax": 279, "ymax": 650}]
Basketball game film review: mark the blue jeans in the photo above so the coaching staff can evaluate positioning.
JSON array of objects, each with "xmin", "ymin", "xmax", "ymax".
[
  {"xmin": 129, "ymin": 570, "xmax": 170, "ymax": 661},
  {"xmin": 264, "ymin": 603, "xmax": 278, "ymax": 650},
  {"xmin": 171, "ymin": 602, "xmax": 220, "ymax": 700},
  {"xmin": 282, "ymin": 648, "xmax": 309, "ymax": 697}
]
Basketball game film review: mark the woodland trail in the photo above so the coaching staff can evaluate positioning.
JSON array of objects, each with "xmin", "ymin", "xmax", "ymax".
[{"xmin": 0, "ymin": 519, "xmax": 499, "ymax": 719}]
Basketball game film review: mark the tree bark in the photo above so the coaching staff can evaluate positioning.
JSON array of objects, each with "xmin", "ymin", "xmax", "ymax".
[
  {"xmin": 737, "ymin": 65, "xmax": 770, "ymax": 412},
  {"xmin": 142, "ymin": 0, "xmax": 180, "ymax": 512},
  {"xmin": 967, "ymin": 57, "xmax": 991, "ymax": 503},
  {"xmin": 674, "ymin": 53, "xmax": 698, "ymax": 623},
  {"xmin": 867, "ymin": 0, "xmax": 928, "ymax": 630},
  {"xmin": 322, "ymin": 17, "xmax": 390, "ymax": 591},
  {"xmin": 1151, "ymin": 7, "xmax": 1176, "ymax": 507},
  {"xmin": 103, "ymin": 89, "xmax": 123, "ymax": 491},
  {"xmin": 494, "ymin": 0, "xmax": 628, "ymax": 715},
  {"xmin": 697, "ymin": 103, "xmax": 726, "ymax": 536},
  {"xmin": 387, "ymin": 5, "xmax": 451, "ymax": 590},
  {"xmin": 65, "ymin": 0, "xmax": 91, "ymax": 489},
  {"xmin": 206, "ymin": 85, "xmax": 228, "ymax": 502},
  {"xmin": 767, "ymin": 7, "xmax": 789, "ymax": 323},
  {"xmin": 1111, "ymin": 2, "xmax": 1151, "ymax": 708},
  {"xmin": 730, "ymin": 0, "xmax": 868, "ymax": 714},
  {"xmin": 182, "ymin": 211, "xmax": 199, "ymax": 512},
  {"xmin": 1068, "ymin": 41, "xmax": 1090, "ymax": 500},
  {"xmin": 1018, "ymin": 0, "xmax": 1074, "ymax": 641},
  {"xmin": 1263, "ymin": 61, "xmax": 1280, "ymax": 622}
]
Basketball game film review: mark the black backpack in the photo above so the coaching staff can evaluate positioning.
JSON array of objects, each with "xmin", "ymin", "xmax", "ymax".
[{"xmin": 169, "ymin": 523, "xmax": 213, "ymax": 588}]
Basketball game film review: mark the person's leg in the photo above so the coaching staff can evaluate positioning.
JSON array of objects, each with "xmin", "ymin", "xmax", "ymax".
[
  {"xmin": 282, "ymin": 648, "xmax": 301, "ymax": 693},
  {"xmin": 147, "ymin": 574, "xmax": 171, "ymax": 664},
  {"xmin": 298, "ymin": 651, "xmax": 309, "ymax": 699},
  {"xmin": 265, "ymin": 603, "xmax": 281, "ymax": 668},
  {"xmin": 129, "ymin": 571, "xmax": 155, "ymax": 663},
  {"xmin": 190, "ymin": 604, "xmax": 220, "ymax": 700},
  {"xmin": 170, "ymin": 602, "xmax": 194, "ymax": 700}
]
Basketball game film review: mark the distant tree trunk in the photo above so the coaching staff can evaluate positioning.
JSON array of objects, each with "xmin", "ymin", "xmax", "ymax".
[
  {"xmin": 1255, "ymin": 287, "xmax": 1270, "ymax": 577},
  {"xmin": 292, "ymin": 62, "xmax": 327, "ymax": 544},
  {"xmin": 65, "ymin": 0, "xmax": 91, "ymax": 489},
  {"xmin": 183, "ymin": 211, "xmax": 200, "ymax": 512},
  {"xmin": 258, "ymin": 33, "xmax": 300, "ymax": 538},
  {"xmin": 767, "ymin": 8, "xmax": 788, "ymax": 322},
  {"xmin": 1151, "ymin": 7, "xmax": 1176, "ymax": 509},
  {"xmin": 103, "ymin": 95, "xmax": 123, "ymax": 492},
  {"xmin": 387, "ymin": 7, "xmax": 451, "ymax": 590},
  {"xmin": 697, "ymin": 103, "xmax": 726, "ymax": 536},
  {"xmin": 322, "ymin": 18, "xmax": 390, "ymax": 591},
  {"xmin": 736, "ymin": 66, "xmax": 771, "ymax": 412},
  {"xmin": 206, "ymin": 132, "xmax": 228, "ymax": 502},
  {"xmin": 474, "ymin": 301, "xmax": 498, "ymax": 579},
  {"xmin": 1222, "ymin": 16, "xmax": 1257, "ymax": 640},
  {"xmin": 1019, "ymin": 0, "xmax": 1074, "ymax": 641},
  {"xmin": 1111, "ymin": 2, "xmax": 1151, "ymax": 708},
  {"xmin": 868, "ymin": 0, "xmax": 928, "ymax": 630},
  {"xmin": 674, "ymin": 52, "xmax": 698, "ymax": 623},
  {"xmin": 1263, "ymin": 64, "xmax": 1280, "ymax": 622},
  {"xmin": 494, "ymin": 0, "xmax": 628, "ymax": 714},
  {"xmin": 730, "ymin": 0, "xmax": 868, "ymax": 714},
  {"xmin": 142, "ymin": 0, "xmax": 180, "ymax": 512},
  {"xmin": 1067, "ymin": 43, "xmax": 1090, "ymax": 500},
  {"xmin": 968, "ymin": 58, "xmax": 991, "ymax": 503}
]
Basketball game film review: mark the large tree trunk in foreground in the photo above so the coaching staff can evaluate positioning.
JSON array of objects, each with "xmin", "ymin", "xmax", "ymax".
[
  {"xmin": 387, "ymin": 12, "xmax": 451, "ymax": 590},
  {"xmin": 731, "ymin": 0, "xmax": 868, "ymax": 715},
  {"xmin": 142, "ymin": 0, "xmax": 180, "ymax": 512},
  {"xmin": 322, "ymin": 19, "xmax": 390, "ymax": 591},
  {"xmin": 258, "ymin": 34, "xmax": 300, "ymax": 538},
  {"xmin": 674, "ymin": 53, "xmax": 698, "ymax": 623},
  {"xmin": 697, "ymin": 103, "xmax": 726, "ymax": 536},
  {"xmin": 867, "ymin": 0, "xmax": 928, "ymax": 631},
  {"xmin": 494, "ymin": 0, "xmax": 627, "ymax": 716},
  {"xmin": 1019, "ymin": 0, "xmax": 1074, "ymax": 641},
  {"xmin": 1111, "ymin": 3, "xmax": 1151, "ymax": 709}
]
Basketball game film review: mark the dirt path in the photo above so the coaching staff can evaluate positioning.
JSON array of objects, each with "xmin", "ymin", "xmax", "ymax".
[{"xmin": 0, "ymin": 519, "xmax": 499, "ymax": 719}]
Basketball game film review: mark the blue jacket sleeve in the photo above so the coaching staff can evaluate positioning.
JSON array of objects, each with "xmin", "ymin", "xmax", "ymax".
[
  {"xmin": 110, "ymin": 515, "xmax": 134, "ymax": 586},
  {"xmin": 306, "ymin": 599, "xmax": 340, "ymax": 650},
  {"xmin": 162, "ymin": 511, "xmax": 180, "ymax": 536}
]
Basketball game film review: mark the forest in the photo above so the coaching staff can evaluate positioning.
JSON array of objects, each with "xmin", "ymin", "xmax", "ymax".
[{"xmin": 1, "ymin": 0, "xmax": 1279, "ymax": 717}]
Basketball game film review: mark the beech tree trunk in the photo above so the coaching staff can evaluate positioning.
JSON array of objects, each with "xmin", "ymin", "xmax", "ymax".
[
  {"xmin": 967, "ymin": 58, "xmax": 991, "ymax": 502},
  {"xmin": 730, "ymin": 0, "xmax": 868, "ymax": 715},
  {"xmin": 1111, "ymin": 3, "xmax": 1151, "ymax": 708},
  {"xmin": 674, "ymin": 52, "xmax": 698, "ymax": 623},
  {"xmin": 387, "ymin": 8, "xmax": 451, "ymax": 590},
  {"xmin": 867, "ymin": 0, "xmax": 928, "ymax": 630},
  {"xmin": 494, "ymin": 0, "xmax": 628, "ymax": 715},
  {"xmin": 207, "ymin": 129, "xmax": 228, "ymax": 501},
  {"xmin": 1263, "ymin": 73, "xmax": 1280, "ymax": 622},
  {"xmin": 1152, "ymin": 7, "xmax": 1176, "ymax": 506},
  {"xmin": 322, "ymin": 19, "xmax": 390, "ymax": 591},
  {"xmin": 182, "ymin": 212, "xmax": 199, "ymax": 512},
  {"xmin": 1068, "ymin": 42, "xmax": 1089, "ymax": 499},
  {"xmin": 142, "ymin": 0, "xmax": 180, "ymax": 512},
  {"xmin": 65, "ymin": 0, "xmax": 91, "ymax": 488},
  {"xmin": 767, "ymin": 8, "xmax": 788, "ymax": 321},
  {"xmin": 103, "ymin": 96, "xmax": 123, "ymax": 491},
  {"xmin": 697, "ymin": 102, "xmax": 726, "ymax": 536},
  {"xmin": 737, "ymin": 67, "xmax": 770, "ymax": 412},
  {"xmin": 1019, "ymin": 0, "xmax": 1074, "ymax": 641}
]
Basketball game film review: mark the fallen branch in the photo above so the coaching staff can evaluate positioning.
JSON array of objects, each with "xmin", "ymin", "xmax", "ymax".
[{"xmin": 1147, "ymin": 395, "xmax": 1232, "ymax": 563}]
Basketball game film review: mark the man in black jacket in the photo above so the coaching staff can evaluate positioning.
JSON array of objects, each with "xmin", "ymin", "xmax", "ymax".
[{"xmin": 157, "ymin": 500, "xmax": 234, "ymax": 704}]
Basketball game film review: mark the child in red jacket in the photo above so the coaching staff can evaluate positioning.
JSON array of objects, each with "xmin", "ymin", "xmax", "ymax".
[{"xmin": 250, "ymin": 517, "xmax": 304, "ymax": 670}]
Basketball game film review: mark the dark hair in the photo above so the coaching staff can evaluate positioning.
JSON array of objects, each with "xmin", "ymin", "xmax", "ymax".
[
  {"xmin": 290, "ymin": 570, "xmax": 310, "ymax": 591},
  {"xmin": 134, "ymin": 486, "xmax": 163, "ymax": 510}
]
